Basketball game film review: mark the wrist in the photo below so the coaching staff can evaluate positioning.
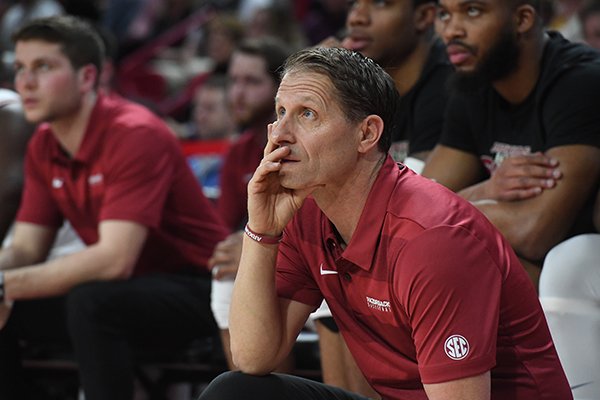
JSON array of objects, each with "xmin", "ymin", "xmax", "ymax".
[{"xmin": 244, "ymin": 224, "xmax": 283, "ymax": 245}]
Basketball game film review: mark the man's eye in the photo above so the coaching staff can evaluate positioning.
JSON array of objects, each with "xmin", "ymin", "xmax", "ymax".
[
  {"xmin": 302, "ymin": 109, "xmax": 315, "ymax": 119},
  {"xmin": 437, "ymin": 9, "xmax": 450, "ymax": 22},
  {"xmin": 467, "ymin": 7, "xmax": 481, "ymax": 17}
]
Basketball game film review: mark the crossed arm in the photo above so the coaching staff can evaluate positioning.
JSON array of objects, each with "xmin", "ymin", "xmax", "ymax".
[{"xmin": 423, "ymin": 144, "xmax": 600, "ymax": 261}]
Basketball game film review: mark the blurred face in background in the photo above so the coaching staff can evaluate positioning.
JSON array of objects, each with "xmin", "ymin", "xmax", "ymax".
[
  {"xmin": 193, "ymin": 84, "xmax": 235, "ymax": 140},
  {"xmin": 227, "ymin": 51, "xmax": 277, "ymax": 128},
  {"xmin": 583, "ymin": 11, "xmax": 600, "ymax": 50}
]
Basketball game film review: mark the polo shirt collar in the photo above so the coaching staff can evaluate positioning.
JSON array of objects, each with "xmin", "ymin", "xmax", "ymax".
[
  {"xmin": 48, "ymin": 94, "xmax": 108, "ymax": 164},
  {"xmin": 342, "ymin": 155, "xmax": 402, "ymax": 271}
]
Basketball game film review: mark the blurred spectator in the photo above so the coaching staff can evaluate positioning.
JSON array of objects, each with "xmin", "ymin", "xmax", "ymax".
[
  {"xmin": 204, "ymin": 12, "xmax": 245, "ymax": 74},
  {"xmin": 245, "ymin": 3, "xmax": 308, "ymax": 51},
  {"xmin": 579, "ymin": 0, "xmax": 600, "ymax": 49},
  {"xmin": 174, "ymin": 74, "xmax": 239, "ymax": 199},
  {"xmin": 190, "ymin": 73, "xmax": 237, "ymax": 141}
]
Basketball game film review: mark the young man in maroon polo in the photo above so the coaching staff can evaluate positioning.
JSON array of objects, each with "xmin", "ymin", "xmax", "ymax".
[
  {"xmin": 0, "ymin": 16, "xmax": 228, "ymax": 400},
  {"xmin": 198, "ymin": 47, "xmax": 571, "ymax": 400}
]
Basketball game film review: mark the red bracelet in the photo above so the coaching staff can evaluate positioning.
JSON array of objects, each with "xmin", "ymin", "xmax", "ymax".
[{"xmin": 244, "ymin": 224, "xmax": 283, "ymax": 245}]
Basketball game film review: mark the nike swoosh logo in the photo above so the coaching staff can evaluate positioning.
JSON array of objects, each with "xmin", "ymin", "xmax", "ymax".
[
  {"xmin": 320, "ymin": 263, "xmax": 338, "ymax": 275},
  {"xmin": 571, "ymin": 381, "xmax": 594, "ymax": 390}
]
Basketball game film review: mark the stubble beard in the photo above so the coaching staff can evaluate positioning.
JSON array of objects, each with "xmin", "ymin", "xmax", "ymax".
[{"xmin": 449, "ymin": 27, "xmax": 521, "ymax": 94}]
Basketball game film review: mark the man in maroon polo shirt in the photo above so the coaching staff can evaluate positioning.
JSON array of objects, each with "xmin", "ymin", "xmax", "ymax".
[
  {"xmin": 0, "ymin": 16, "xmax": 228, "ymax": 400},
  {"xmin": 198, "ymin": 47, "xmax": 571, "ymax": 400}
]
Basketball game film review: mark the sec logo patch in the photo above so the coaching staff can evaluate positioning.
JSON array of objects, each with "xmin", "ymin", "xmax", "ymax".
[{"xmin": 445, "ymin": 335, "xmax": 470, "ymax": 360}]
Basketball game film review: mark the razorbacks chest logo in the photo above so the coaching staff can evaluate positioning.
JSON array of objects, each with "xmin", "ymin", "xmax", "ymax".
[
  {"xmin": 481, "ymin": 142, "xmax": 532, "ymax": 174},
  {"xmin": 366, "ymin": 296, "xmax": 392, "ymax": 313},
  {"xmin": 444, "ymin": 335, "xmax": 470, "ymax": 360}
]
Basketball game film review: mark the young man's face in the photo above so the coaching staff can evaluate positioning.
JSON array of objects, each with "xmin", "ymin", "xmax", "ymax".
[
  {"xmin": 436, "ymin": 0, "xmax": 520, "ymax": 84},
  {"xmin": 343, "ymin": 0, "xmax": 421, "ymax": 68},
  {"xmin": 269, "ymin": 71, "xmax": 364, "ymax": 191},
  {"xmin": 227, "ymin": 52, "xmax": 277, "ymax": 128},
  {"xmin": 14, "ymin": 40, "xmax": 85, "ymax": 124}
]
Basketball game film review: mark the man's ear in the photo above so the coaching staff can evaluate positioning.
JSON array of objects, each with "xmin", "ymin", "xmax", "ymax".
[
  {"xmin": 515, "ymin": 4, "xmax": 537, "ymax": 34},
  {"xmin": 414, "ymin": 2, "xmax": 437, "ymax": 32},
  {"xmin": 358, "ymin": 115, "xmax": 384, "ymax": 154},
  {"xmin": 78, "ymin": 64, "xmax": 98, "ymax": 93}
]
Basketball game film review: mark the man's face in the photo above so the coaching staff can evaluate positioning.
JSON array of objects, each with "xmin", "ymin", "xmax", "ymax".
[
  {"xmin": 193, "ymin": 85, "xmax": 233, "ymax": 140},
  {"xmin": 436, "ymin": 0, "xmax": 520, "ymax": 87},
  {"xmin": 227, "ymin": 52, "xmax": 277, "ymax": 128},
  {"xmin": 14, "ymin": 40, "xmax": 85, "ymax": 124},
  {"xmin": 269, "ymin": 71, "xmax": 363, "ymax": 191},
  {"xmin": 343, "ymin": 0, "xmax": 421, "ymax": 68}
]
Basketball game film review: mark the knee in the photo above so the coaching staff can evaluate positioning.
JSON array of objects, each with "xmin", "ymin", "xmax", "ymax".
[
  {"xmin": 198, "ymin": 371, "xmax": 277, "ymax": 400},
  {"xmin": 65, "ymin": 281, "xmax": 114, "ymax": 334},
  {"xmin": 539, "ymin": 234, "xmax": 600, "ymax": 300}
]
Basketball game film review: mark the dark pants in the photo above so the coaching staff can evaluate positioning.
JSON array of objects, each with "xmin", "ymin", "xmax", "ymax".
[
  {"xmin": 197, "ymin": 371, "xmax": 374, "ymax": 400},
  {"xmin": 0, "ymin": 273, "xmax": 217, "ymax": 400}
]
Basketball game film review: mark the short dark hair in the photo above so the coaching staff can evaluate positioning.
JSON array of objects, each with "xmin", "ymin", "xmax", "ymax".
[
  {"xmin": 12, "ymin": 15, "xmax": 105, "ymax": 78},
  {"xmin": 281, "ymin": 47, "xmax": 399, "ymax": 153},
  {"xmin": 235, "ymin": 36, "xmax": 291, "ymax": 86}
]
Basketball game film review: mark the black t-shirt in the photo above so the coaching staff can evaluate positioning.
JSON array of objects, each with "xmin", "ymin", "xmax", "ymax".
[
  {"xmin": 389, "ymin": 38, "xmax": 454, "ymax": 160},
  {"xmin": 441, "ymin": 31, "xmax": 600, "ymax": 235}
]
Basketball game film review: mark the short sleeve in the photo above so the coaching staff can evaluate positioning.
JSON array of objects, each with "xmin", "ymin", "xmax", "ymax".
[
  {"xmin": 542, "ymin": 65, "xmax": 600, "ymax": 149},
  {"xmin": 16, "ymin": 142, "xmax": 63, "ymax": 228},
  {"xmin": 394, "ymin": 225, "xmax": 500, "ymax": 383},
  {"xmin": 276, "ymin": 226, "xmax": 323, "ymax": 309}
]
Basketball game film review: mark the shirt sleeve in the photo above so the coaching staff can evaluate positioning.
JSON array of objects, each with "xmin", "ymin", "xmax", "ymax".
[
  {"xmin": 16, "ymin": 140, "xmax": 63, "ymax": 228},
  {"xmin": 393, "ymin": 225, "xmax": 500, "ymax": 384},
  {"xmin": 99, "ymin": 127, "xmax": 176, "ymax": 228},
  {"xmin": 542, "ymin": 65, "xmax": 600, "ymax": 149},
  {"xmin": 275, "ymin": 223, "xmax": 324, "ymax": 309}
]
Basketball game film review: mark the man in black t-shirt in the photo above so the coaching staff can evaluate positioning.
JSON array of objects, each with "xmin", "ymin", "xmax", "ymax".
[
  {"xmin": 423, "ymin": 0, "xmax": 600, "ymax": 279},
  {"xmin": 422, "ymin": 2, "xmax": 600, "ymax": 396}
]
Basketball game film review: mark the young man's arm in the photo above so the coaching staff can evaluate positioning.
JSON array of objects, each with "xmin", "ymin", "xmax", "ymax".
[{"xmin": 2, "ymin": 219, "xmax": 147, "ymax": 301}]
